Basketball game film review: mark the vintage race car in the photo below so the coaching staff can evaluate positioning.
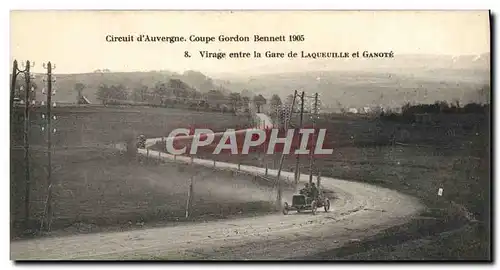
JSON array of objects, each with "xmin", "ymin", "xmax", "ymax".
[{"xmin": 282, "ymin": 192, "xmax": 330, "ymax": 215}]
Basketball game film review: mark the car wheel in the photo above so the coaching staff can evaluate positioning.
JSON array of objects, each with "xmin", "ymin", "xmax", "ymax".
[
  {"xmin": 283, "ymin": 202, "xmax": 289, "ymax": 215},
  {"xmin": 324, "ymin": 199, "xmax": 330, "ymax": 212}
]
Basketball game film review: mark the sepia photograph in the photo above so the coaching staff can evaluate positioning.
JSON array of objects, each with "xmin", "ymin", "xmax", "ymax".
[{"xmin": 9, "ymin": 10, "xmax": 491, "ymax": 261}]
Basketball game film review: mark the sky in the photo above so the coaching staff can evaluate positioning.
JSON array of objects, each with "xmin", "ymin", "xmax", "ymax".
[{"xmin": 10, "ymin": 10, "xmax": 490, "ymax": 75}]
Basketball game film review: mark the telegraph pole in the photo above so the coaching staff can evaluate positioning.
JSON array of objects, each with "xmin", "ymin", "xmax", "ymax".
[
  {"xmin": 10, "ymin": 60, "xmax": 18, "ymax": 129},
  {"xmin": 21, "ymin": 61, "xmax": 36, "ymax": 227},
  {"xmin": 276, "ymin": 90, "xmax": 297, "ymax": 208},
  {"xmin": 11, "ymin": 60, "xmax": 36, "ymax": 228},
  {"xmin": 293, "ymin": 91, "xmax": 305, "ymax": 190},
  {"xmin": 309, "ymin": 92, "xmax": 320, "ymax": 184},
  {"xmin": 10, "ymin": 61, "xmax": 17, "ymax": 223},
  {"xmin": 46, "ymin": 62, "xmax": 53, "ymax": 231},
  {"xmin": 23, "ymin": 61, "xmax": 32, "ymax": 228},
  {"xmin": 41, "ymin": 62, "xmax": 56, "ymax": 232}
]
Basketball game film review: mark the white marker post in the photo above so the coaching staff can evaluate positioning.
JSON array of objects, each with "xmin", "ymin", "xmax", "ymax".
[{"xmin": 438, "ymin": 188, "xmax": 443, "ymax": 196}]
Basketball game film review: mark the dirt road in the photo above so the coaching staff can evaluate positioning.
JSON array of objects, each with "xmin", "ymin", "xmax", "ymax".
[
  {"xmin": 10, "ymin": 114, "xmax": 424, "ymax": 260},
  {"xmin": 11, "ymin": 148, "xmax": 423, "ymax": 260}
]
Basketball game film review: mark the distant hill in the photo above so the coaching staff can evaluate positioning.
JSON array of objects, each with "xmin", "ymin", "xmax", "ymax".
[
  {"xmin": 216, "ymin": 69, "xmax": 489, "ymax": 112},
  {"xmin": 210, "ymin": 53, "xmax": 491, "ymax": 77},
  {"xmin": 27, "ymin": 70, "xmax": 233, "ymax": 104},
  {"xmin": 21, "ymin": 53, "xmax": 489, "ymax": 110},
  {"xmin": 212, "ymin": 53, "xmax": 491, "ymax": 111}
]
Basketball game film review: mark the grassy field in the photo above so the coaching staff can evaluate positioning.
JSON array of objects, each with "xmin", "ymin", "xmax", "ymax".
[
  {"xmin": 10, "ymin": 106, "xmax": 257, "ymax": 238},
  {"xmin": 10, "ymin": 147, "xmax": 285, "ymax": 239},
  {"xmin": 12, "ymin": 105, "xmax": 253, "ymax": 148}
]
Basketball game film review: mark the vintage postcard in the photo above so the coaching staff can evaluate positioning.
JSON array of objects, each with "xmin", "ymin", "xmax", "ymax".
[{"xmin": 9, "ymin": 10, "xmax": 491, "ymax": 261}]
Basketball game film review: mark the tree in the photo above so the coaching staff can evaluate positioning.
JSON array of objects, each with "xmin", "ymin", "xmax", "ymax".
[
  {"xmin": 206, "ymin": 89, "xmax": 226, "ymax": 109},
  {"xmin": 241, "ymin": 96, "xmax": 251, "ymax": 114},
  {"xmin": 270, "ymin": 94, "xmax": 282, "ymax": 113},
  {"xmin": 169, "ymin": 79, "xmax": 190, "ymax": 101},
  {"xmin": 285, "ymin": 94, "xmax": 295, "ymax": 106},
  {"xmin": 188, "ymin": 88, "xmax": 202, "ymax": 100},
  {"xmin": 253, "ymin": 94, "xmax": 267, "ymax": 113},
  {"xmin": 96, "ymin": 84, "xmax": 128, "ymax": 104},
  {"xmin": 132, "ymin": 85, "xmax": 149, "ymax": 102},
  {"xmin": 242, "ymin": 96, "xmax": 250, "ymax": 106},
  {"xmin": 153, "ymin": 81, "xmax": 170, "ymax": 105},
  {"xmin": 229, "ymin": 92, "xmax": 243, "ymax": 113},
  {"xmin": 74, "ymin": 82, "xmax": 86, "ymax": 104},
  {"xmin": 109, "ymin": 84, "xmax": 128, "ymax": 100},
  {"xmin": 96, "ymin": 84, "xmax": 111, "ymax": 104}
]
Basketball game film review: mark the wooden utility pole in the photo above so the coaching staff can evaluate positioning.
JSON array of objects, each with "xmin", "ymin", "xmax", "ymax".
[
  {"xmin": 23, "ymin": 61, "xmax": 33, "ymax": 227},
  {"xmin": 11, "ymin": 60, "xmax": 35, "ymax": 228},
  {"xmin": 41, "ymin": 62, "xmax": 56, "ymax": 232},
  {"xmin": 293, "ymin": 91, "xmax": 305, "ymax": 190},
  {"xmin": 309, "ymin": 93, "xmax": 319, "ymax": 184},
  {"xmin": 276, "ymin": 90, "xmax": 297, "ymax": 208},
  {"xmin": 10, "ymin": 61, "xmax": 17, "ymax": 229},
  {"xmin": 10, "ymin": 60, "xmax": 18, "ymax": 129},
  {"xmin": 46, "ymin": 62, "xmax": 53, "ymax": 230}
]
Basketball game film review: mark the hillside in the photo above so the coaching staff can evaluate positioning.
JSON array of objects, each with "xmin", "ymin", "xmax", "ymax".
[
  {"xmin": 219, "ymin": 69, "xmax": 489, "ymax": 111},
  {"xmin": 26, "ymin": 70, "xmax": 230, "ymax": 104},
  {"xmin": 21, "ymin": 53, "xmax": 490, "ymax": 110},
  {"xmin": 214, "ymin": 53, "xmax": 491, "ymax": 111}
]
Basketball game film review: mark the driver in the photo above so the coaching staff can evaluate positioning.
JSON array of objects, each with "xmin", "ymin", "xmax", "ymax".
[
  {"xmin": 299, "ymin": 183, "xmax": 310, "ymax": 195},
  {"xmin": 310, "ymin": 182, "xmax": 319, "ymax": 200}
]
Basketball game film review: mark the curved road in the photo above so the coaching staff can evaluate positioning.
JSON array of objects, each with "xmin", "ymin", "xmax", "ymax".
[{"xmin": 10, "ymin": 114, "xmax": 424, "ymax": 260}]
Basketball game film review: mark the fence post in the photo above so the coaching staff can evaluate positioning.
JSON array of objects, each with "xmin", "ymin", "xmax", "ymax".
[
  {"xmin": 174, "ymin": 154, "xmax": 176, "ymax": 161},
  {"xmin": 238, "ymin": 162, "xmax": 241, "ymax": 171},
  {"xmin": 185, "ymin": 175, "xmax": 194, "ymax": 219},
  {"xmin": 265, "ymin": 163, "xmax": 268, "ymax": 176},
  {"xmin": 213, "ymin": 160, "xmax": 216, "ymax": 168}
]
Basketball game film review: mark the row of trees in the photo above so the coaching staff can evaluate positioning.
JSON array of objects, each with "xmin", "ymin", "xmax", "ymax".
[
  {"xmin": 380, "ymin": 100, "xmax": 490, "ymax": 123},
  {"xmin": 400, "ymin": 100, "xmax": 489, "ymax": 115},
  {"xmin": 92, "ymin": 78, "xmax": 283, "ymax": 114}
]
